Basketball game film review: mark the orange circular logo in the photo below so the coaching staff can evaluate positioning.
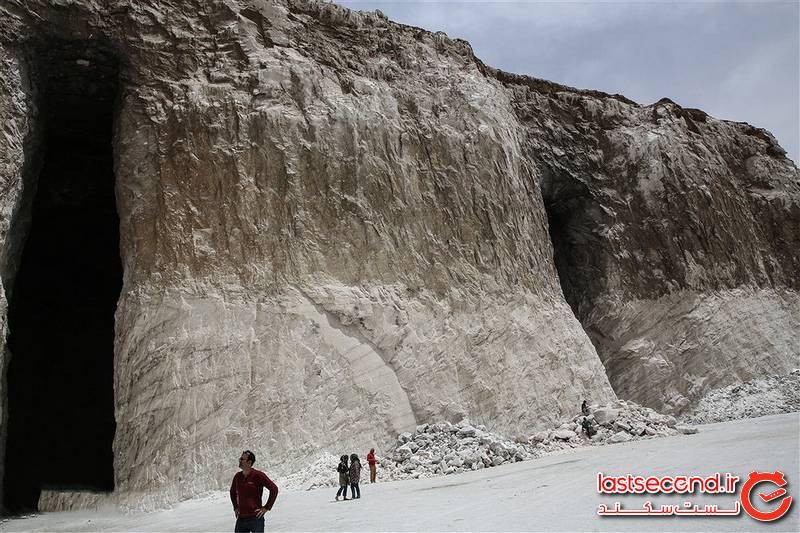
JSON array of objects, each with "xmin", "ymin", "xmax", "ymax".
[{"xmin": 740, "ymin": 471, "xmax": 793, "ymax": 522}]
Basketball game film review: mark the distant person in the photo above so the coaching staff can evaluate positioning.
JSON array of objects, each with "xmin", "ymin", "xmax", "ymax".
[
  {"xmin": 581, "ymin": 417, "xmax": 596, "ymax": 438},
  {"xmin": 335, "ymin": 454, "xmax": 350, "ymax": 501},
  {"xmin": 349, "ymin": 453, "xmax": 362, "ymax": 499},
  {"xmin": 230, "ymin": 450, "xmax": 279, "ymax": 533},
  {"xmin": 366, "ymin": 448, "xmax": 379, "ymax": 483},
  {"xmin": 581, "ymin": 400, "xmax": 590, "ymax": 416}
]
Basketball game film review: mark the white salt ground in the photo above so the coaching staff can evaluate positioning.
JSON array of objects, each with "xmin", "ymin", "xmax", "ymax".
[{"xmin": 1, "ymin": 413, "xmax": 797, "ymax": 532}]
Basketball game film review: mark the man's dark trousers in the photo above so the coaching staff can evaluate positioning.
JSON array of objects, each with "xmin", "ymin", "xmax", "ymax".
[{"xmin": 235, "ymin": 517, "xmax": 264, "ymax": 532}]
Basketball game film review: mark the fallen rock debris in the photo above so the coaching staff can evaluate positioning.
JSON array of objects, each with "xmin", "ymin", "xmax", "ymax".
[
  {"xmin": 682, "ymin": 369, "xmax": 800, "ymax": 424},
  {"xmin": 282, "ymin": 399, "xmax": 693, "ymax": 489}
]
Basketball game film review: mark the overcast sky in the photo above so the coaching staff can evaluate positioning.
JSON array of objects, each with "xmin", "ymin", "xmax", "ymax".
[{"xmin": 338, "ymin": 0, "xmax": 799, "ymax": 164}]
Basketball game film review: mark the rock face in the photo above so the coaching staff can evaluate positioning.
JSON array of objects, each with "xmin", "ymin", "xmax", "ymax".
[
  {"xmin": 499, "ymin": 71, "xmax": 800, "ymax": 414},
  {"xmin": 0, "ymin": 0, "xmax": 796, "ymax": 512}
]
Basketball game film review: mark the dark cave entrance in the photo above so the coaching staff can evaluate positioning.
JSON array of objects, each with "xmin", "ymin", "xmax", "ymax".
[
  {"xmin": 539, "ymin": 168, "xmax": 602, "ymax": 321},
  {"xmin": 2, "ymin": 43, "xmax": 121, "ymax": 514}
]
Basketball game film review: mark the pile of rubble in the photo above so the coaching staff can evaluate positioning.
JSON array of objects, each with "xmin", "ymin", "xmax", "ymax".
[
  {"xmin": 281, "ymin": 400, "xmax": 699, "ymax": 489},
  {"xmin": 683, "ymin": 369, "xmax": 800, "ymax": 424},
  {"xmin": 277, "ymin": 452, "xmax": 342, "ymax": 491},
  {"xmin": 381, "ymin": 420, "xmax": 534, "ymax": 480},
  {"xmin": 384, "ymin": 399, "xmax": 693, "ymax": 480},
  {"xmin": 529, "ymin": 399, "xmax": 689, "ymax": 452}
]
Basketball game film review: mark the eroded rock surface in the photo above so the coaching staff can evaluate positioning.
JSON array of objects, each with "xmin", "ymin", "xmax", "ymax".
[
  {"xmin": 0, "ymin": 0, "xmax": 797, "ymax": 511},
  {"xmin": 502, "ymin": 77, "xmax": 800, "ymax": 414},
  {"xmin": 1, "ymin": 0, "xmax": 616, "ymax": 510}
]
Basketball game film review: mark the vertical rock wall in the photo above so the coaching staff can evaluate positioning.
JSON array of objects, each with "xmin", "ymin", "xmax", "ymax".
[
  {"xmin": 1, "ymin": 0, "xmax": 615, "ymax": 510},
  {"xmin": 494, "ymin": 72, "xmax": 800, "ymax": 413},
  {"xmin": 0, "ymin": 45, "xmax": 41, "ymax": 509}
]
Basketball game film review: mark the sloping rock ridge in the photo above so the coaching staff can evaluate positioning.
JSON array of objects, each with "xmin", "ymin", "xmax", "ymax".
[{"xmin": 0, "ymin": 0, "xmax": 797, "ymax": 512}]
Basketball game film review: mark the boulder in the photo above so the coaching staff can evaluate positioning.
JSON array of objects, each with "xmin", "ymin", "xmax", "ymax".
[
  {"xmin": 553, "ymin": 429, "xmax": 577, "ymax": 440},
  {"xmin": 615, "ymin": 420, "xmax": 632, "ymax": 432},
  {"xmin": 593, "ymin": 408, "xmax": 620, "ymax": 425},
  {"xmin": 608, "ymin": 431, "xmax": 632, "ymax": 444},
  {"xmin": 457, "ymin": 425, "xmax": 479, "ymax": 437}
]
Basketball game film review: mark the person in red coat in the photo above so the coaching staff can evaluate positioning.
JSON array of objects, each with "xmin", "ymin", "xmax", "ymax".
[
  {"xmin": 367, "ymin": 448, "xmax": 379, "ymax": 483},
  {"xmin": 230, "ymin": 450, "xmax": 279, "ymax": 533}
]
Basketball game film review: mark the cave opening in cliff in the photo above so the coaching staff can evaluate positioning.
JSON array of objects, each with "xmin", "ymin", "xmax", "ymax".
[
  {"xmin": 2, "ymin": 42, "xmax": 121, "ymax": 514},
  {"xmin": 539, "ymin": 168, "xmax": 601, "ymax": 321}
]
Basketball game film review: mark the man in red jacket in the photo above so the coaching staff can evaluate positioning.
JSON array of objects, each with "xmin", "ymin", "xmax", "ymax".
[{"xmin": 230, "ymin": 450, "xmax": 279, "ymax": 533}]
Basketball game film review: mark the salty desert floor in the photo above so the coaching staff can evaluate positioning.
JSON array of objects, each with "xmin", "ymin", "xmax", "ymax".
[{"xmin": 2, "ymin": 413, "xmax": 798, "ymax": 532}]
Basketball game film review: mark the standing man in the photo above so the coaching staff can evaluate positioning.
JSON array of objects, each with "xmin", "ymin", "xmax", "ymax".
[
  {"xmin": 366, "ymin": 448, "xmax": 379, "ymax": 483},
  {"xmin": 230, "ymin": 450, "xmax": 279, "ymax": 533}
]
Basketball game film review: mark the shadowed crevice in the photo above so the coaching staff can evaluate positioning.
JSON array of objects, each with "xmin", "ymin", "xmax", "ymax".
[
  {"xmin": 2, "ymin": 41, "xmax": 121, "ymax": 515},
  {"xmin": 539, "ymin": 167, "xmax": 604, "ymax": 322}
]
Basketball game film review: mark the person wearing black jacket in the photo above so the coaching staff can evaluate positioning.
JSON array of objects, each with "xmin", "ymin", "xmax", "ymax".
[
  {"xmin": 581, "ymin": 417, "xmax": 597, "ymax": 438},
  {"xmin": 335, "ymin": 455, "xmax": 349, "ymax": 501}
]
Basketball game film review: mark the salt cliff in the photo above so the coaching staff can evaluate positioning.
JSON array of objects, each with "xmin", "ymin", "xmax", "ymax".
[{"xmin": 0, "ymin": 0, "xmax": 796, "ymax": 512}]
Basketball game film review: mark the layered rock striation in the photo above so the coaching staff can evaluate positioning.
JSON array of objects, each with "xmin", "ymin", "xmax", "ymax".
[{"xmin": 0, "ymin": 0, "xmax": 796, "ymax": 511}]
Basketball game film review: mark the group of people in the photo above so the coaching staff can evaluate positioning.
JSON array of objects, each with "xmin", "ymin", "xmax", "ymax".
[
  {"xmin": 227, "ymin": 447, "xmax": 381, "ymax": 532},
  {"xmin": 229, "ymin": 400, "xmax": 600, "ymax": 532},
  {"xmin": 228, "ymin": 401, "xmax": 603, "ymax": 532},
  {"xmin": 229, "ymin": 402, "xmax": 605, "ymax": 533},
  {"xmin": 335, "ymin": 448, "xmax": 379, "ymax": 501}
]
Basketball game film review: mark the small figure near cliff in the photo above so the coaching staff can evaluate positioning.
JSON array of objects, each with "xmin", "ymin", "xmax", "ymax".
[
  {"xmin": 366, "ymin": 448, "xmax": 379, "ymax": 483},
  {"xmin": 230, "ymin": 450, "xmax": 279, "ymax": 533},
  {"xmin": 581, "ymin": 400, "xmax": 590, "ymax": 416},
  {"xmin": 349, "ymin": 453, "xmax": 362, "ymax": 499},
  {"xmin": 335, "ymin": 455, "xmax": 350, "ymax": 501},
  {"xmin": 581, "ymin": 417, "xmax": 597, "ymax": 438}
]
